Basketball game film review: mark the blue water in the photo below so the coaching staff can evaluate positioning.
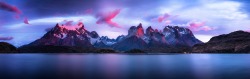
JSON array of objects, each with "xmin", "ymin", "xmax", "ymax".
[{"xmin": 0, "ymin": 54, "xmax": 250, "ymax": 79}]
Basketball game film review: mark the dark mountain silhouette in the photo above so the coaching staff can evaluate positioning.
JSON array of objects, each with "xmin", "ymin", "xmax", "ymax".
[
  {"xmin": 0, "ymin": 42, "xmax": 17, "ymax": 53},
  {"xmin": 192, "ymin": 31, "xmax": 250, "ymax": 53}
]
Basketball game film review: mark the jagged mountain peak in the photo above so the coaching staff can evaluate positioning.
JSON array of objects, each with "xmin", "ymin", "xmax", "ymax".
[
  {"xmin": 146, "ymin": 26, "xmax": 154, "ymax": 36},
  {"xmin": 137, "ymin": 23, "xmax": 143, "ymax": 29},
  {"xmin": 128, "ymin": 23, "xmax": 145, "ymax": 37},
  {"xmin": 136, "ymin": 24, "xmax": 144, "ymax": 37},
  {"xmin": 51, "ymin": 23, "xmax": 86, "ymax": 31},
  {"xmin": 89, "ymin": 31, "xmax": 99, "ymax": 38},
  {"xmin": 78, "ymin": 24, "xmax": 85, "ymax": 31},
  {"xmin": 48, "ymin": 23, "xmax": 88, "ymax": 34},
  {"xmin": 147, "ymin": 26, "xmax": 153, "ymax": 29},
  {"xmin": 129, "ymin": 26, "xmax": 136, "ymax": 29},
  {"xmin": 154, "ymin": 29, "xmax": 159, "ymax": 32},
  {"xmin": 55, "ymin": 23, "xmax": 60, "ymax": 28}
]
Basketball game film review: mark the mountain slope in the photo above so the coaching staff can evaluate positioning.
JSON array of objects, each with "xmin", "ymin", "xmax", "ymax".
[
  {"xmin": 113, "ymin": 36, "xmax": 148, "ymax": 51},
  {"xmin": 192, "ymin": 31, "xmax": 250, "ymax": 53},
  {"xmin": 0, "ymin": 42, "xmax": 17, "ymax": 53}
]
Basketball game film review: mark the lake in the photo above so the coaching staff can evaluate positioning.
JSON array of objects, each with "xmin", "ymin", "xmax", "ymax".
[{"xmin": 0, "ymin": 54, "xmax": 250, "ymax": 79}]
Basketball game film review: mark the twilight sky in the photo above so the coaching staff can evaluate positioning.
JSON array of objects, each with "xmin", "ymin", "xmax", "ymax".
[{"xmin": 0, "ymin": 0, "xmax": 250, "ymax": 46}]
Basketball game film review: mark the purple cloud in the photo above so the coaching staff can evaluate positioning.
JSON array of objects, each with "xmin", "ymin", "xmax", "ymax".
[
  {"xmin": 157, "ymin": 13, "xmax": 170, "ymax": 23},
  {"xmin": 23, "ymin": 17, "xmax": 29, "ymax": 24},
  {"xmin": 200, "ymin": 26, "xmax": 214, "ymax": 31},
  {"xmin": 96, "ymin": 9, "xmax": 121, "ymax": 28},
  {"xmin": 0, "ymin": 37, "xmax": 13, "ymax": 40},
  {"xmin": 189, "ymin": 21, "xmax": 206, "ymax": 29},
  {"xmin": 188, "ymin": 21, "xmax": 214, "ymax": 31},
  {"xmin": 65, "ymin": 20, "xmax": 74, "ymax": 26},
  {"xmin": 0, "ymin": 2, "xmax": 21, "ymax": 14},
  {"xmin": 84, "ymin": 8, "xmax": 93, "ymax": 15},
  {"xmin": 152, "ymin": 13, "xmax": 179, "ymax": 25}
]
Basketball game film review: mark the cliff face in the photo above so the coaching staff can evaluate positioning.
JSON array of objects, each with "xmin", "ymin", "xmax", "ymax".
[
  {"xmin": 192, "ymin": 31, "xmax": 250, "ymax": 53},
  {"xmin": 112, "ymin": 24, "xmax": 148, "ymax": 51}
]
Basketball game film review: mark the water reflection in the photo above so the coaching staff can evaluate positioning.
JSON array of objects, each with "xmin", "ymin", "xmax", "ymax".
[
  {"xmin": 189, "ymin": 54, "xmax": 213, "ymax": 79},
  {"xmin": 0, "ymin": 54, "xmax": 250, "ymax": 79}
]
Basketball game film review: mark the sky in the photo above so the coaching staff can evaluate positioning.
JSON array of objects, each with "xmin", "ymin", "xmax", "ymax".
[{"xmin": 0, "ymin": 0, "xmax": 250, "ymax": 46}]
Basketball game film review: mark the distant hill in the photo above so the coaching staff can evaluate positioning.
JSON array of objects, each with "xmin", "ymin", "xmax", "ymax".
[
  {"xmin": 0, "ymin": 42, "xmax": 17, "ymax": 53},
  {"xmin": 192, "ymin": 31, "xmax": 250, "ymax": 53}
]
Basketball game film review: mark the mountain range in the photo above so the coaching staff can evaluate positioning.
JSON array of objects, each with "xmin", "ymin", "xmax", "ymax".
[{"xmin": 18, "ymin": 23, "xmax": 202, "ymax": 53}]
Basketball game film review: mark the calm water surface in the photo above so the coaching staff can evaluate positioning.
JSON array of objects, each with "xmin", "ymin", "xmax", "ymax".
[{"xmin": 0, "ymin": 54, "xmax": 250, "ymax": 79}]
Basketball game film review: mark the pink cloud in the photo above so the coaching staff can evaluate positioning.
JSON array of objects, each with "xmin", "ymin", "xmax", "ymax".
[
  {"xmin": 77, "ymin": 22, "xmax": 83, "ymax": 26},
  {"xmin": 245, "ymin": 29, "xmax": 250, "ymax": 32},
  {"xmin": 157, "ymin": 13, "xmax": 170, "ymax": 23},
  {"xmin": 0, "ymin": 37, "xmax": 13, "ymax": 40},
  {"xmin": 84, "ymin": 8, "xmax": 93, "ymax": 14},
  {"xmin": 0, "ymin": 2, "xmax": 21, "ymax": 14},
  {"xmin": 189, "ymin": 21, "xmax": 206, "ymax": 29},
  {"xmin": 96, "ymin": 9, "xmax": 121, "ymax": 28},
  {"xmin": 165, "ymin": 20, "xmax": 172, "ymax": 24},
  {"xmin": 152, "ymin": 13, "xmax": 178, "ymax": 25},
  {"xmin": 23, "ymin": 17, "xmax": 29, "ymax": 24},
  {"xmin": 201, "ymin": 26, "xmax": 214, "ymax": 31},
  {"xmin": 188, "ymin": 21, "xmax": 214, "ymax": 31},
  {"xmin": 14, "ymin": 14, "xmax": 20, "ymax": 19},
  {"xmin": 65, "ymin": 20, "xmax": 74, "ymax": 26},
  {"xmin": 188, "ymin": 21, "xmax": 206, "ymax": 31}
]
